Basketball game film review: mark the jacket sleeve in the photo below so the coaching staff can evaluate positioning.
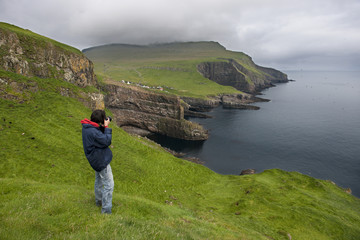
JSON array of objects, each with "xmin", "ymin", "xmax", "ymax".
[{"xmin": 93, "ymin": 128, "xmax": 112, "ymax": 148}]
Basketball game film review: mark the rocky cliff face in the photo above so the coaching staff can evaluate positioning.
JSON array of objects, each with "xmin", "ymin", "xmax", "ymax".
[
  {"xmin": 105, "ymin": 83, "xmax": 208, "ymax": 141},
  {"xmin": 255, "ymin": 64, "xmax": 289, "ymax": 83},
  {"xmin": 197, "ymin": 61, "xmax": 255, "ymax": 93},
  {"xmin": 0, "ymin": 24, "xmax": 97, "ymax": 87},
  {"xmin": 197, "ymin": 58, "xmax": 288, "ymax": 93}
]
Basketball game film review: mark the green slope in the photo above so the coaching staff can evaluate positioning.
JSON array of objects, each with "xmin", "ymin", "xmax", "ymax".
[
  {"xmin": 1, "ymin": 70, "xmax": 360, "ymax": 239},
  {"xmin": 1, "ymin": 23, "xmax": 360, "ymax": 239},
  {"xmin": 0, "ymin": 22, "xmax": 82, "ymax": 55},
  {"xmin": 83, "ymin": 42, "xmax": 269, "ymax": 99}
]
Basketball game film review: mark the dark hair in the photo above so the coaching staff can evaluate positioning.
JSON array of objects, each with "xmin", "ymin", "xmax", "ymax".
[{"xmin": 91, "ymin": 110, "xmax": 106, "ymax": 125}]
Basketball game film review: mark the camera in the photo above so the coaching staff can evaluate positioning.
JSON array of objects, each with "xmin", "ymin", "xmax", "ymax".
[{"xmin": 106, "ymin": 116, "xmax": 112, "ymax": 122}]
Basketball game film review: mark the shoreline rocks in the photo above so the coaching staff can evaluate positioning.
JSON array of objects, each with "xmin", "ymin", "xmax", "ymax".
[{"xmin": 181, "ymin": 91, "xmax": 271, "ymax": 114}]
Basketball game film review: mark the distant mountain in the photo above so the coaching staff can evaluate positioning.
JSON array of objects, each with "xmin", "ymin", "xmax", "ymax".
[{"xmin": 83, "ymin": 41, "xmax": 288, "ymax": 97}]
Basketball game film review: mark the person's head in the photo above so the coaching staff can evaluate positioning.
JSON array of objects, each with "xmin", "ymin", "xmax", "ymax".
[{"xmin": 91, "ymin": 110, "xmax": 106, "ymax": 125}]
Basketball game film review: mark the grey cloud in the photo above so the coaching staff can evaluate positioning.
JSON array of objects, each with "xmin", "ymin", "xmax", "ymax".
[{"xmin": 0, "ymin": 0, "xmax": 360, "ymax": 70}]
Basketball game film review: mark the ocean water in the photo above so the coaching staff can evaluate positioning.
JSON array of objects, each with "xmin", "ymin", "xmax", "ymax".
[{"xmin": 153, "ymin": 71, "xmax": 360, "ymax": 197}]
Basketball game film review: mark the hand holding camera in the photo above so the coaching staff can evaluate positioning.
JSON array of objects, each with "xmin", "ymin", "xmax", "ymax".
[{"xmin": 104, "ymin": 116, "xmax": 112, "ymax": 127}]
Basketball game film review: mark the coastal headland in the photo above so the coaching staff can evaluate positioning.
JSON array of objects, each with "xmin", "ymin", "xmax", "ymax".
[
  {"xmin": 83, "ymin": 42, "xmax": 288, "ymax": 139},
  {"xmin": 1, "ymin": 22, "xmax": 359, "ymax": 239}
]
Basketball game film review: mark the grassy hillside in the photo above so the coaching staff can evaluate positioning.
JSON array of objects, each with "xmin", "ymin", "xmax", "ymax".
[
  {"xmin": 83, "ymin": 42, "xmax": 267, "ymax": 99},
  {"xmin": 0, "ymin": 22, "xmax": 82, "ymax": 55},
  {"xmin": 1, "ymin": 24, "xmax": 360, "ymax": 239},
  {"xmin": 1, "ymin": 70, "xmax": 360, "ymax": 239}
]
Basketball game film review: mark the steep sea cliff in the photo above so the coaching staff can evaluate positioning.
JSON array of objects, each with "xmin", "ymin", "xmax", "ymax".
[{"xmin": 84, "ymin": 42, "xmax": 289, "ymax": 139}]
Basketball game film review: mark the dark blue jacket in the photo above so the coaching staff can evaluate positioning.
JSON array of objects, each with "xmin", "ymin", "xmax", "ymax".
[{"xmin": 81, "ymin": 119, "xmax": 113, "ymax": 172}]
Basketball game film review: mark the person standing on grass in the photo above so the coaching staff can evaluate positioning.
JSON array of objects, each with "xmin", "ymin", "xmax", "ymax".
[{"xmin": 81, "ymin": 109, "xmax": 114, "ymax": 214}]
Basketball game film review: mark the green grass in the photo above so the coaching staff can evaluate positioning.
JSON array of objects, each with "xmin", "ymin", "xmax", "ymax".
[
  {"xmin": 83, "ymin": 42, "xmax": 269, "ymax": 99},
  {"xmin": 1, "ymin": 70, "xmax": 360, "ymax": 239},
  {"xmin": 0, "ymin": 22, "xmax": 82, "ymax": 55}
]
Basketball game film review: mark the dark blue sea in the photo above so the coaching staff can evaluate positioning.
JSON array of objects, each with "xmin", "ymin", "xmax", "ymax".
[{"xmin": 153, "ymin": 71, "xmax": 360, "ymax": 197}]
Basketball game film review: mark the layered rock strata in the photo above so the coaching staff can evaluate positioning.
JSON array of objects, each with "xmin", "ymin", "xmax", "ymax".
[
  {"xmin": 181, "ymin": 92, "xmax": 268, "ymax": 114},
  {"xmin": 0, "ymin": 26, "xmax": 97, "ymax": 87},
  {"xmin": 197, "ymin": 59, "xmax": 288, "ymax": 94},
  {"xmin": 197, "ymin": 61, "xmax": 255, "ymax": 93},
  {"xmin": 105, "ymin": 84, "xmax": 208, "ymax": 141},
  {"xmin": 181, "ymin": 96, "xmax": 221, "ymax": 112}
]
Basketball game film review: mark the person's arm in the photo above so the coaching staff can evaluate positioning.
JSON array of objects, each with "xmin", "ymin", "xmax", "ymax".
[{"xmin": 94, "ymin": 126, "xmax": 112, "ymax": 148}]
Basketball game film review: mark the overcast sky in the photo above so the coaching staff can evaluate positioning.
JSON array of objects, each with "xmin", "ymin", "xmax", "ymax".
[{"xmin": 1, "ymin": 0, "xmax": 359, "ymax": 70}]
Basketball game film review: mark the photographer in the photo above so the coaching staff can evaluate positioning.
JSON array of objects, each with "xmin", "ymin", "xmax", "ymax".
[{"xmin": 80, "ymin": 110, "xmax": 114, "ymax": 214}]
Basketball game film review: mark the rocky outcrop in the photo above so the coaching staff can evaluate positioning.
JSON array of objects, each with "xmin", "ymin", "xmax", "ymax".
[
  {"xmin": 188, "ymin": 58, "xmax": 288, "ymax": 113},
  {"xmin": 197, "ymin": 61, "xmax": 255, "ymax": 93},
  {"xmin": 221, "ymin": 95, "xmax": 260, "ymax": 110},
  {"xmin": 197, "ymin": 58, "xmax": 288, "ymax": 94},
  {"xmin": 181, "ymin": 92, "xmax": 268, "ymax": 115},
  {"xmin": 0, "ymin": 24, "xmax": 97, "ymax": 87},
  {"xmin": 0, "ymin": 74, "xmax": 105, "ymax": 111},
  {"xmin": 255, "ymin": 64, "xmax": 289, "ymax": 83},
  {"xmin": 105, "ymin": 83, "xmax": 208, "ymax": 141},
  {"xmin": 229, "ymin": 59, "xmax": 288, "ymax": 91},
  {"xmin": 181, "ymin": 96, "xmax": 221, "ymax": 112}
]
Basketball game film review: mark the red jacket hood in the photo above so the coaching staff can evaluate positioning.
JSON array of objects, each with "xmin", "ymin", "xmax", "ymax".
[
  {"xmin": 81, "ymin": 118, "xmax": 109, "ymax": 128},
  {"xmin": 81, "ymin": 118, "xmax": 99, "ymax": 128}
]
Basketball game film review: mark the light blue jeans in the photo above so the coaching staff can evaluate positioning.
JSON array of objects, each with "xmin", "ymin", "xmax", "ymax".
[{"xmin": 95, "ymin": 164, "xmax": 114, "ymax": 214}]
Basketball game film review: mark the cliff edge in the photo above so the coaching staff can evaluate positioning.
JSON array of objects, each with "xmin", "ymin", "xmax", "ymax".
[
  {"xmin": 197, "ymin": 58, "xmax": 288, "ymax": 94},
  {"xmin": 84, "ymin": 42, "xmax": 289, "ymax": 113},
  {"xmin": 105, "ymin": 81, "xmax": 208, "ymax": 140},
  {"xmin": 0, "ymin": 22, "xmax": 97, "ymax": 87}
]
